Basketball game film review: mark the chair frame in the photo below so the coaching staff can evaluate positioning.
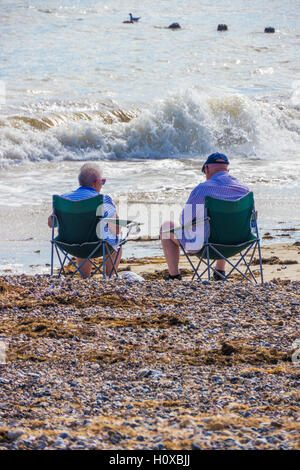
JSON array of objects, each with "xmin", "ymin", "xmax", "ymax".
[
  {"xmin": 176, "ymin": 198, "xmax": 264, "ymax": 284},
  {"xmin": 51, "ymin": 225, "xmax": 122, "ymax": 279},
  {"xmin": 50, "ymin": 201, "xmax": 141, "ymax": 280}
]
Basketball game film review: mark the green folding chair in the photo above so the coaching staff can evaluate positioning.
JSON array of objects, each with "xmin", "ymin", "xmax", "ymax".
[
  {"xmin": 50, "ymin": 194, "xmax": 141, "ymax": 279},
  {"xmin": 177, "ymin": 192, "xmax": 264, "ymax": 283}
]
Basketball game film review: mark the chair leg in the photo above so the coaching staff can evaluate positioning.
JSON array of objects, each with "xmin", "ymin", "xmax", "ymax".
[
  {"xmin": 51, "ymin": 242, "xmax": 54, "ymax": 276},
  {"xmin": 107, "ymin": 247, "xmax": 121, "ymax": 278},
  {"xmin": 52, "ymin": 243, "xmax": 114, "ymax": 279},
  {"xmin": 106, "ymin": 246, "xmax": 117, "ymax": 278},
  {"xmin": 192, "ymin": 256, "xmax": 203, "ymax": 281},
  {"xmin": 239, "ymin": 242, "xmax": 261, "ymax": 284},
  {"xmin": 246, "ymin": 242, "xmax": 257, "ymax": 271},
  {"xmin": 180, "ymin": 244, "xmax": 202, "ymax": 280},
  {"xmin": 89, "ymin": 261, "xmax": 102, "ymax": 278},
  {"xmin": 102, "ymin": 244, "xmax": 106, "ymax": 279},
  {"xmin": 89, "ymin": 244, "xmax": 119, "ymax": 279},
  {"xmin": 253, "ymin": 212, "xmax": 264, "ymax": 284},
  {"xmin": 70, "ymin": 259, "xmax": 87, "ymax": 279},
  {"xmin": 70, "ymin": 244, "xmax": 103, "ymax": 279},
  {"xmin": 56, "ymin": 247, "xmax": 80, "ymax": 278},
  {"xmin": 257, "ymin": 239, "xmax": 264, "ymax": 284},
  {"xmin": 210, "ymin": 263, "xmax": 226, "ymax": 280},
  {"xmin": 190, "ymin": 247, "xmax": 208, "ymax": 281},
  {"xmin": 211, "ymin": 244, "xmax": 255, "ymax": 282},
  {"xmin": 195, "ymin": 258, "xmax": 217, "ymax": 280},
  {"xmin": 239, "ymin": 248, "xmax": 258, "ymax": 284},
  {"xmin": 206, "ymin": 245, "xmax": 210, "ymax": 280},
  {"xmin": 51, "ymin": 219, "xmax": 55, "ymax": 276},
  {"xmin": 55, "ymin": 245, "xmax": 67, "ymax": 278}
]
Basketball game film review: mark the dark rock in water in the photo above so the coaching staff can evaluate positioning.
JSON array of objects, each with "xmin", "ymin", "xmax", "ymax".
[
  {"xmin": 265, "ymin": 27, "xmax": 275, "ymax": 33},
  {"xmin": 123, "ymin": 20, "xmax": 134, "ymax": 24},
  {"xmin": 168, "ymin": 23, "xmax": 181, "ymax": 29},
  {"xmin": 217, "ymin": 24, "xmax": 228, "ymax": 31}
]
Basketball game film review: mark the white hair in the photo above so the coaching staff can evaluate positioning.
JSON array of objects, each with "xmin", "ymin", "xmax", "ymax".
[{"xmin": 78, "ymin": 163, "xmax": 102, "ymax": 187}]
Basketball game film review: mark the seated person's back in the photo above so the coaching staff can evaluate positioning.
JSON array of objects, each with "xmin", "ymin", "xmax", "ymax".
[
  {"xmin": 61, "ymin": 178, "xmax": 117, "ymax": 246},
  {"xmin": 160, "ymin": 152, "xmax": 250, "ymax": 281},
  {"xmin": 48, "ymin": 163, "xmax": 121, "ymax": 277},
  {"xmin": 180, "ymin": 158, "xmax": 249, "ymax": 228}
]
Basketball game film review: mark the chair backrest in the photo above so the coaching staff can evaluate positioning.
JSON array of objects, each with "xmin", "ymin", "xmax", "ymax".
[
  {"xmin": 205, "ymin": 192, "xmax": 254, "ymax": 245},
  {"xmin": 53, "ymin": 194, "xmax": 104, "ymax": 244}
]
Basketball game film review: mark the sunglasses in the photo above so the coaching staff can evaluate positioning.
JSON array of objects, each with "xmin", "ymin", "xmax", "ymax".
[{"xmin": 99, "ymin": 178, "xmax": 106, "ymax": 185}]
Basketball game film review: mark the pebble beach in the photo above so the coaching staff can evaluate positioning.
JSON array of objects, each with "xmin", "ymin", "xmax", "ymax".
[
  {"xmin": 0, "ymin": 264, "xmax": 299, "ymax": 450},
  {"xmin": 1, "ymin": 0, "xmax": 300, "ymax": 453}
]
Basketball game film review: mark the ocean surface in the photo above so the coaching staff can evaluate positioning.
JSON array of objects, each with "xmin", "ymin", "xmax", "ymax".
[{"xmin": 0, "ymin": 0, "xmax": 300, "ymax": 273}]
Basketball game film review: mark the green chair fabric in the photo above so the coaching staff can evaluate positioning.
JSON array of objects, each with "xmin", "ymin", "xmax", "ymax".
[
  {"xmin": 196, "ymin": 192, "xmax": 256, "ymax": 260},
  {"xmin": 53, "ymin": 194, "xmax": 103, "ymax": 243}
]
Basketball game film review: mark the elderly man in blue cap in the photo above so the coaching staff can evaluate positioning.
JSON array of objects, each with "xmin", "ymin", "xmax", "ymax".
[{"xmin": 160, "ymin": 153, "xmax": 250, "ymax": 281}]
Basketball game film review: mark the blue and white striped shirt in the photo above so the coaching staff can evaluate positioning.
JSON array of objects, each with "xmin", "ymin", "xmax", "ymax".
[
  {"xmin": 179, "ymin": 172, "xmax": 249, "ymax": 250},
  {"xmin": 61, "ymin": 186, "xmax": 118, "ymax": 246}
]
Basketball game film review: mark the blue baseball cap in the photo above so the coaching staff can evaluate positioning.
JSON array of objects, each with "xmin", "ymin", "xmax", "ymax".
[{"xmin": 201, "ymin": 152, "xmax": 229, "ymax": 173}]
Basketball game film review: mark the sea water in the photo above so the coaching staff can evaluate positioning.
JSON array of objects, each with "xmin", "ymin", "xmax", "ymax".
[{"xmin": 0, "ymin": 0, "xmax": 299, "ymax": 273}]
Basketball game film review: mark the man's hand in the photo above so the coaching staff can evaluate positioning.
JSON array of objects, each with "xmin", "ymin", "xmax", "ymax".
[
  {"xmin": 107, "ymin": 214, "xmax": 120, "ymax": 235},
  {"xmin": 48, "ymin": 214, "xmax": 53, "ymax": 228}
]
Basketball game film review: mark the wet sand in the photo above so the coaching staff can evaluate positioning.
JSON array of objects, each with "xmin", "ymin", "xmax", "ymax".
[
  {"xmin": 120, "ymin": 242, "xmax": 300, "ymax": 282},
  {"xmin": 0, "ymin": 243, "xmax": 299, "ymax": 450}
]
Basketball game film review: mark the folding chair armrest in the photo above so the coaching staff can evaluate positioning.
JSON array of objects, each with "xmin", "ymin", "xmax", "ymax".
[
  {"xmin": 162, "ymin": 217, "xmax": 208, "ymax": 234},
  {"xmin": 104, "ymin": 218, "xmax": 143, "ymax": 241},
  {"xmin": 105, "ymin": 218, "xmax": 143, "ymax": 227},
  {"xmin": 162, "ymin": 227, "xmax": 176, "ymax": 234},
  {"xmin": 250, "ymin": 210, "xmax": 259, "ymax": 235}
]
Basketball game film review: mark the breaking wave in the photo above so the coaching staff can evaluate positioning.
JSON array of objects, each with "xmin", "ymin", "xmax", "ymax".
[{"xmin": 0, "ymin": 89, "xmax": 299, "ymax": 167}]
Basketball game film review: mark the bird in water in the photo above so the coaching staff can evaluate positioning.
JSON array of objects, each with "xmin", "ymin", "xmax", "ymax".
[{"xmin": 129, "ymin": 13, "xmax": 141, "ymax": 22}]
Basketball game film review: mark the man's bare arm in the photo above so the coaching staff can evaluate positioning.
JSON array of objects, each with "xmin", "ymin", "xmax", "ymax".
[{"xmin": 107, "ymin": 213, "xmax": 120, "ymax": 235}]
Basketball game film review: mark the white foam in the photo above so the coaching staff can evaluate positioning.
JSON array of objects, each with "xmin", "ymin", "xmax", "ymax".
[{"xmin": 0, "ymin": 89, "xmax": 299, "ymax": 168}]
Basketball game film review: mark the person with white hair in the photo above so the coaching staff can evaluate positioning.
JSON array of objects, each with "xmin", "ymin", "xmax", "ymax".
[{"xmin": 48, "ymin": 163, "xmax": 121, "ymax": 277}]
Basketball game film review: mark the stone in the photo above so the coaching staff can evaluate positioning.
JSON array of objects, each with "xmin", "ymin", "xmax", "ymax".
[
  {"xmin": 7, "ymin": 430, "xmax": 24, "ymax": 441},
  {"xmin": 221, "ymin": 342, "xmax": 236, "ymax": 355},
  {"xmin": 168, "ymin": 23, "xmax": 181, "ymax": 29},
  {"xmin": 192, "ymin": 442, "xmax": 202, "ymax": 449}
]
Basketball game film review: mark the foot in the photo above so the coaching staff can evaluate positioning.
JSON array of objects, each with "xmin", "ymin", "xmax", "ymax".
[
  {"xmin": 164, "ymin": 273, "xmax": 182, "ymax": 281},
  {"xmin": 213, "ymin": 270, "xmax": 226, "ymax": 281}
]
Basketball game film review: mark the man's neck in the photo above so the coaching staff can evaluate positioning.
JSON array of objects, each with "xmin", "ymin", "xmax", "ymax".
[
  {"xmin": 79, "ymin": 185, "xmax": 99, "ymax": 192},
  {"xmin": 207, "ymin": 170, "xmax": 228, "ymax": 181}
]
